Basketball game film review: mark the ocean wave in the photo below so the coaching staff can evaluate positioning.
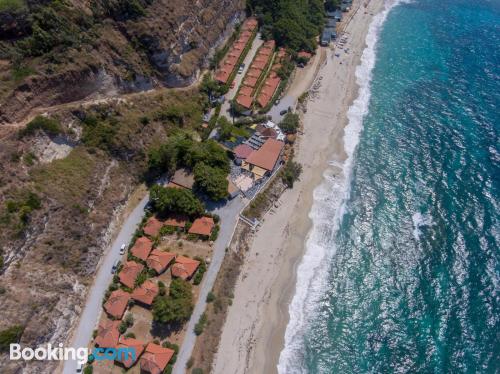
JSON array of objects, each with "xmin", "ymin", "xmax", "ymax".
[{"xmin": 277, "ymin": 1, "xmax": 406, "ymax": 373}]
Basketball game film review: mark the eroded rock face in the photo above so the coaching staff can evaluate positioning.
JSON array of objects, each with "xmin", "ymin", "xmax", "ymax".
[{"xmin": 0, "ymin": 0, "xmax": 245, "ymax": 124}]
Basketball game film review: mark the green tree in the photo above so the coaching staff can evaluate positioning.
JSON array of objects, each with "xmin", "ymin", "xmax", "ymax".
[
  {"xmin": 152, "ymin": 279, "xmax": 194, "ymax": 324},
  {"xmin": 279, "ymin": 112, "xmax": 300, "ymax": 134},
  {"xmin": 281, "ymin": 161, "xmax": 302, "ymax": 188},
  {"xmin": 150, "ymin": 185, "xmax": 204, "ymax": 217},
  {"xmin": 193, "ymin": 163, "xmax": 228, "ymax": 201},
  {"xmin": 217, "ymin": 117, "xmax": 233, "ymax": 141}
]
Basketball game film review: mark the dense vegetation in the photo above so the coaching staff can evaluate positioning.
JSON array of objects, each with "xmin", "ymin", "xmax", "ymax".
[
  {"xmin": 279, "ymin": 112, "xmax": 300, "ymax": 134},
  {"xmin": 150, "ymin": 185, "xmax": 204, "ymax": 217},
  {"xmin": 153, "ymin": 279, "xmax": 194, "ymax": 324},
  {"xmin": 247, "ymin": 0, "xmax": 324, "ymax": 51}
]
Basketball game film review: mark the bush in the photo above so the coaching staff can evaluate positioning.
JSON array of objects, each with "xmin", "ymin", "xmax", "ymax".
[
  {"xmin": 18, "ymin": 116, "xmax": 62, "ymax": 138},
  {"xmin": 206, "ymin": 292, "xmax": 216, "ymax": 303},
  {"xmin": 209, "ymin": 225, "xmax": 220, "ymax": 241},
  {"xmin": 192, "ymin": 368, "xmax": 204, "ymax": 374},
  {"xmin": 124, "ymin": 313, "xmax": 134, "ymax": 327},
  {"xmin": 281, "ymin": 161, "xmax": 302, "ymax": 188},
  {"xmin": 193, "ymin": 258, "xmax": 207, "ymax": 285},
  {"xmin": 0, "ymin": 325, "xmax": 24, "ymax": 352},
  {"xmin": 83, "ymin": 366, "xmax": 93, "ymax": 374},
  {"xmin": 118, "ymin": 321, "xmax": 127, "ymax": 334},
  {"xmin": 194, "ymin": 313, "xmax": 207, "ymax": 335},
  {"xmin": 279, "ymin": 113, "xmax": 300, "ymax": 134},
  {"xmin": 124, "ymin": 332, "xmax": 136, "ymax": 338}
]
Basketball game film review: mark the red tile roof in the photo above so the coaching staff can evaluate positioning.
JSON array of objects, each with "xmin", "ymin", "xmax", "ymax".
[
  {"xmin": 140, "ymin": 343, "xmax": 175, "ymax": 374},
  {"xmin": 143, "ymin": 217, "xmax": 163, "ymax": 237},
  {"xmin": 243, "ymin": 76, "xmax": 258, "ymax": 87},
  {"xmin": 215, "ymin": 69, "xmax": 231, "ymax": 84},
  {"xmin": 239, "ymin": 85, "xmax": 253, "ymax": 97},
  {"xmin": 104, "ymin": 289, "xmax": 130, "ymax": 319},
  {"xmin": 171, "ymin": 256, "xmax": 200, "ymax": 280},
  {"xmin": 119, "ymin": 261, "xmax": 144, "ymax": 289},
  {"xmin": 131, "ymin": 237, "xmax": 153, "ymax": 261},
  {"xmin": 95, "ymin": 319, "xmax": 120, "ymax": 348},
  {"xmin": 251, "ymin": 60, "xmax": 267, "ymax": 70},
  {"xmin": 116, "ymin": 337, "xmax": 145, "ymax": 368},
  {"xmin": 188, "ymin": 216, "xmax": 215, "ymax": 236},
  {"xmin": 236, "ymin": 94, "xmax": 253, "ymax": 109},
  {"xmin": 131, "ymin": 280, "xmax": 159, "ymax": 306},
  {"xmin": 246, "ymin": 68, "xmax": 262, "ymax": 78},
  {"xmin": 246, "ymin": 138, "xmax": 284, "ymax": 171},
  {"xmin": 147, "ymin": 249, "xmax": 176, "ymax": 274},
  {"xmin": 233, "ymin": 144, "xmax": 254, "ymax": 159},
  {"xmin": 258, "ymin": 127, "xmax": 278, "ymax": 139}
]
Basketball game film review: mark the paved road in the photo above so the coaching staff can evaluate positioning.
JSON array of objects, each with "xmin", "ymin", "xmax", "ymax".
[
  {"xmin": 268, "ymin": 94, "xmax": 297, "ymax": 123},
  {"xmin": 173, "ymin": 196, "xmax": 245, "ymax": 374},
  {"xmin": 62, "ymin": 194, "xmax": 150, "ymax": 374},
  {"xmin": 220, "ymin": 34, "xmax": 264, "ymax": 121}
]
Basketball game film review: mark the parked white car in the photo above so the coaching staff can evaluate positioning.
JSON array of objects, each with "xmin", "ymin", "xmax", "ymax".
[{"xmin": 119, "ymin": 243, "xmax": 126, "ymax": 255}]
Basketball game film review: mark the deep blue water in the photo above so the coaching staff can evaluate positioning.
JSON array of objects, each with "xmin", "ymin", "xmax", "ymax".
[{"xmin": 287, "ymin": 0, "xmax": 499, "ymax": 372}]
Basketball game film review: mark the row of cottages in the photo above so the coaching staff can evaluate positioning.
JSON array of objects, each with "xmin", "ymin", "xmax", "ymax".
[
  {"xmin": 235, "ymin": 40, "xmax": 276, "ymax": 110},
  {"xmin": 256, "ymin": 47, "xmax": 287, "ymax": 108},
  {"xmin": 215, "ymin": 18, "xmax": 258, "ymax": 84},
  {"xmin": 95, "ymin": 321, "xmax": 175, "ymax": 374}
]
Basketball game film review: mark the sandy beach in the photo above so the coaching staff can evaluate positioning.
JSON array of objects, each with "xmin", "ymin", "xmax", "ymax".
[{"xmin": 213, "ymin": 0, "xmax": 385, "ymax": 373}]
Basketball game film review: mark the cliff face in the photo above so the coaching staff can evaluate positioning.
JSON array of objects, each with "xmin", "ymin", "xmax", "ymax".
[{"xmin": 0, "ymin": 0, "xmax": 245, "ymax": 123}]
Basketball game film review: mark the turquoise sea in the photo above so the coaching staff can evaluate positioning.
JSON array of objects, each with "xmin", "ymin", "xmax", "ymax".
[{"xmin": 279, "ymin": 0, "xmax": 499, "ymax": 372}]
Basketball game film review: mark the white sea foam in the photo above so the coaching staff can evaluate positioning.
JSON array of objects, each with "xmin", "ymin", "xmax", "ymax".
[
  {"xmin": 277, "ymin": 1, "xmax": 406, "ymax": 373},
  {"xmin": 412, "ymin": 212, "xmax": 434, "ymax": 240}
]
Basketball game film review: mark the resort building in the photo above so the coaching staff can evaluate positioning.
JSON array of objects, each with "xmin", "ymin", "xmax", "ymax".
[
  {"xmin": 242, "ymin": 138, "xmax": 285, "ymax": 179},
  {"xmin": 171, "ymin": 256, "xmax": 200, "ymax": 280},
  {"xmin": 115, "ymin": 337, "xmax": 145, "ymax": 368},
  {"xmin": 131, "ymin": 237, "xmax": 153, "ymax": 261},
  {"xmin": 131, "ymin": 280, "xmax": 159, "ymax": 307},
  {"xmin": 103, "ymin": 289, "xmax": 131, "ymax": 319},
  {"xmin": 140, "ymin": 343, "xmax": 175, "ymax": 374},
  {"xmin": 188, "ymin": 216, "xmax": 215, "ymax": 237},
  {"xmin": 94, "ymin": 319, "xmax": 120, "ymax": 348},
  {"xmin": 147, "ymin": 249, "xmax": 176, "ymax": 274},
  {"xmin": 143, "ymin": 216, "xmax": 164, "ymax": 237},
  {"xmin": 215, "ymin": 18, "xmax": 258, "ymax": 84},
  {"xmin": 119, "ymin": 261, "xmax": 144, "ymax": 289}
]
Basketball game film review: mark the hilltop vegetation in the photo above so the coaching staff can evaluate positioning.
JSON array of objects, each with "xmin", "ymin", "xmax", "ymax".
[{"xmin": 247, "ymin": 0, "xmax": 324, "ymax": 51}]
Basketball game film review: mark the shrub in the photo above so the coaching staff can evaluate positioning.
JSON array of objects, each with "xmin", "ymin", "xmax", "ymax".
[
  {"xmin": 18, "ymin": 116, "xmax": 62, "ymax": 138},
  {"xmin": 124, "ymin": 313, "xmax": 134, "ymax": 327},
  {"xmin": 118, "ymin": 321, "xmax": 127, "ymax": 334},
  {"xmin": 192, "ymin": 368, "xmax": 204, "ymax": 374},
  {"xmin": 124, "ymin": 332, "xmax": 136, "ymax": 338},
  {"xmin": 193, "ymin": 259, "xmax": 207, "ymax": 285},
  {"xmin": 209, "ymin": 225, "xmax": 220, "ymax": 241},
  {"xmin": 281, "ymin": 161, "xmax": 302, "ymax": 188},
  {"xmin": 0, "ymin": 325, "xmax": 24, "ymax": 352},
  {"xmin": 279, "ymin": 113, "xmax": 300, "ymax": 134},
  {"xmin": 186, "ymin": 357, "xmax": 194, "ymax": 369},
  {"xmin": 206, "ymin": 292, "xmax": 216, "ymax": 303},
  {"xmin": 194, "ymin": 313, "xmax": 207, "ymax": 335},
  {"xmin": 83, "ymin": 366, "xmax": 93, "ymax": 374}
]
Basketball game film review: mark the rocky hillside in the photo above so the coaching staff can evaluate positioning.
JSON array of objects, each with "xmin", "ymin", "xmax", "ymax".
[
  {"xmin": 0, "ymin": 89, "xmax": 208, "ymax": 373},
  {"xmin": 0, "ymin": 0, "xmax": 245, "ymax": 124}
]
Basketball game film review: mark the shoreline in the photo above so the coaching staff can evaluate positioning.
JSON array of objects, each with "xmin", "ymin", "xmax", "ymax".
[{"xmin": 213, "ymin": 0, "xmax": 385, "ymax": 373}]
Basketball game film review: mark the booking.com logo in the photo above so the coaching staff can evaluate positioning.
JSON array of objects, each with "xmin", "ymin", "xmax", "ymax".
[{"xmin": 10, "ymin": 343, "xmax": 136, "ymax": 365}]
